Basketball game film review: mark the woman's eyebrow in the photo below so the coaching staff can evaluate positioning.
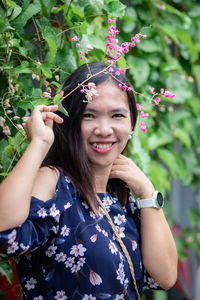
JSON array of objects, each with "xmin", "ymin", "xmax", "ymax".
[{"xmin": 84, "ymin": 108, "xmax": 129, "ymax": 113}]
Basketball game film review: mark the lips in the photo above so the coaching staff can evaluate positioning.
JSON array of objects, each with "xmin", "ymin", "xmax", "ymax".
[{"xmin": 90, "ymin": 142, "xmax": 115, "ymax": 153}]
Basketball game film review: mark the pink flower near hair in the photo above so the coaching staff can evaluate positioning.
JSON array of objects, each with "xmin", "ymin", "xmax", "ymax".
[{"xmin": 136, "ymin": 104, "xmax": 141, "ymax": 110}]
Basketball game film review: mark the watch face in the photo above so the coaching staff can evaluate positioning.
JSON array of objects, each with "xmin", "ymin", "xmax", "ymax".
[{"xmin": 157, "ymin": 192, "xmax": 164, "ymax": 207}]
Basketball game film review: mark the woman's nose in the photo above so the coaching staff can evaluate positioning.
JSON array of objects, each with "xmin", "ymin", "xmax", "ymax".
[{"xmin": 94, "ymin": 120, "xmax": 114, "ymax": 136}]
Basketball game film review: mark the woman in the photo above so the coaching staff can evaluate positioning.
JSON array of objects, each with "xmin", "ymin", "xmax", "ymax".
[{"xmin": 0, "ymin": 62, "xmax": 177, "ymax": 300}]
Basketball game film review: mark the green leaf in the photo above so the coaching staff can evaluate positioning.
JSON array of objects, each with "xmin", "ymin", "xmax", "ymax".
[
  {"xmin": 187, "ymin": 208, "xmax": 200, "ymax": 227},
  {"xmin": 153, "ymin": 290, "xmax": 168, "ymax": 300},
  {"xmin": 12, "ymin": 61, "xmax": 32, "ymax": 75},
  {"xmin": 188, "ymin": 5, "xmax": 200, "ymax": 17},
  {"xmin": 39, "ymin": 0, "xmax": 57, "ymax": 17},
  {"xmin": 0, "ymin": 258, "xmax": 13, "ymax": 284},
  {"xmin": 149, "ymin": 161, "xmax": 170, "ymax": 192},
  {"xmin": 11, "ymin": 0, "xmax": 41, "ymax": 30},
  {"xmin": 42, "ymin": 26, "xmax": 57, "ymax": 63},
  {"xmin": 157, "ymin": 24, "xmax": 179, "ymax": 44},
  {"xmin": 157, "ymin": 148, "xmax": 187, "ymax": 180},
  {"xmin": 175, "ymin": 28, "xmax": 198, "ymax": 62},
  {"xmin": 0, "ymin": 8, "xmax": 15, "ymax": 33},
  {"xmin": 127, "ymin": 56, "xmax": 150, "ymax": 87},
  {"xmin": 174, "ymin": 128, "xmax": 191, "ymax": 148},
  {"xmin": 9, "ymin": 5, "xmax": 22, "ymax": 21},
  {"xmin": 192, "ymin": 65, "xmax": 200, "ymax": 94},
  {"xmin": 2, "ymin": 0, "xmax": 16, "ymax": 8},
  {"xmin": 165, "ymin": 73, "xmax": 193, "ymax": 103},
  {"xmin": 105, "ymin": 0, "xmax": 126, "ymax": 17},
  {"xmin": 39, "ymin": 64, "xmax": 53, "ymax": 78},
  {"xmin": 137, "ymin": 39, "xmax": 162, "ymax": 53},
  {"xmin": 148, "ymin": 131, "xmax": 173, "ymax": 150},
  {"xmin": 116, "ymin": 56, "xmax": 126, "ymax": 69},
  {"xmin": 53, "ymin": 94, "xmax": 68, "ymax": 116}
]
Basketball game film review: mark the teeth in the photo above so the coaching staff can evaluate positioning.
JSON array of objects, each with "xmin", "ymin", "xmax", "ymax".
[{"xmin": 92, "ymin": 143, "xmax": 112, "ymax": 149}]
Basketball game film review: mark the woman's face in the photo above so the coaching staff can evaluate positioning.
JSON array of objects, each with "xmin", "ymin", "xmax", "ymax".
[{"xmin": 81, "ymin": 82, "xmax": 132, "ymax": 172}]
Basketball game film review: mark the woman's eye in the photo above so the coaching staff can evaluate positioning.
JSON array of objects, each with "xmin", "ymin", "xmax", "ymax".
[
  {"xmin": 82, "ymin": 113, "xmax": 94, "ymax": 119},
  {"xmin": 113, "ymin": 114, "xmax": 125, "ymax": 118}
]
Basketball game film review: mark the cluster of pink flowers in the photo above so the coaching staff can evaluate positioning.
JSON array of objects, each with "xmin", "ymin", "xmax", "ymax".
[
  {"xmin": 71, "ymin": 35, "xmax": 93, "ymax": 60},
  {"xmin": 70, "ymin": 20, "xmax": 176, "ymax": 135},
  {"xmin": 106, "ymin": 19, "xmax": 147, "ymax": 64},
  {"xmin": 136, "ymin": 87, "xmax": 176, "ymax": 132},
  {"xmin": 80, "ymin": 82, "xmax": 99, "ymax": 102}
]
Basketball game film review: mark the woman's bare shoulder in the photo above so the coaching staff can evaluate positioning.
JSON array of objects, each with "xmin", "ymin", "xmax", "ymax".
[{"xmin": 31, "ymin": 166, "xmax": 60, "ymax": 201}]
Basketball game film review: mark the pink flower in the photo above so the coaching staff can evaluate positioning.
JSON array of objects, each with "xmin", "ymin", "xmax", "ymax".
[
  {"xmin": 107, "ymin": 19, "xmax": 116, "ymax": 23},
  {"xmin": 121, "ymin": 85, "xmax": 127, "ymax": 91},
  {"xmin": 115, "ymin": 70, "xmax": 121, "ymax": 76},
  {"xmin": 6, "ymin": 110, "xmax": 13, "ymax": 114},
  {"xmin": 86, "ymin": 44, "xmax": 94, "ymax": 51},
  {"xmin": 154, "ymin": 97, "xmax": 161, "ymax": 104},
  {"xmin": 140, "ymin": 111, "xmax": 149, "ymax": 118},
  {"xmin": 3, "ymin": 125, "xmax": 11, "ymax": 136},
  {"xmin": 119, "ymin": 68, "xmax": 126, "ymax": 75},
  {"xmin": 89, "ymin": 270, "xmax": 102, "ymax": 286},
  {"xmin": 136, "ymin": 103, "xmax": 141, "ymax": 110},
  {"xmin": 76, "ymin": 43, "xmax": 81, "ymax": 48},
  {"xmin": 71, "ymin": 35, "xmax": 79, "ymax": 42},
  {"xmin": 12, "ymin": 116, "xmax": 20, "ymax": 120},
  {"xmin": 163, "ymin": 90, "xmax": 176, "ymax": 98},
  {"xmin": 140, "ymin": 121, "xmax": 147, "ymax": 133},
  {"xmin": 108, "ymin": 67, "xmax": 114, "ymax": 73},
  {"xmin": 149, "ymin": 87, "xmax": 155, "ymax": 94},
  {"xmin": 80, "ymin": 56, "xmax": 85, "ymax": 60}
]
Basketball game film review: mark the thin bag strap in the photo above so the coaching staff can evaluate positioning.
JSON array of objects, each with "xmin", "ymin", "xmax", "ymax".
[{"xmin": 96, "ymin": 195, "xmax": 141, "ymax": 300}]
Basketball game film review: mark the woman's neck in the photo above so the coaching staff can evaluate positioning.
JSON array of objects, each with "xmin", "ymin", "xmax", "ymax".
[{"xmin": 93, "ymin": 166, "xmax": 111, "ymax": 193}]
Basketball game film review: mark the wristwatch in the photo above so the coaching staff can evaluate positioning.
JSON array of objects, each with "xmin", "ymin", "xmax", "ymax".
[{"xmin": 136, "ymin": 190, "xmax": 164, "ymax": 209}]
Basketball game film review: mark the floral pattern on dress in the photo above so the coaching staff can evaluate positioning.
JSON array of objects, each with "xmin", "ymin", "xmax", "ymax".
[{"xmin": 0, "ymin": 171, "xmax": 161, "ymax": 299}]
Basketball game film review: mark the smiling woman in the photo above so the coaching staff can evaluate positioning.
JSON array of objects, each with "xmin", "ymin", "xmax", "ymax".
[{"xmin": 0, "ymin": 62, "xmax": 177, "ymax": 300}]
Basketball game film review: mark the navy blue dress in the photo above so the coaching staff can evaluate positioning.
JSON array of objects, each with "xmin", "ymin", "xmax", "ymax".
[{"xmin": 0, "ymin": 171, "xmax": 159, "ymax": 299}]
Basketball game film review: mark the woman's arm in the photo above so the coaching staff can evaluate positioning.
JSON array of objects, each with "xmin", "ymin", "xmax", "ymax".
[
  {"xmin": 0, "ymin": 105, "xmax": 63, "ymax": 231},
  {"xmin": 109, "ymin": 154, "xmax": 178, "ymax": 290}
]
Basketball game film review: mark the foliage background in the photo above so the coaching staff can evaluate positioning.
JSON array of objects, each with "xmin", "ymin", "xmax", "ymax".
[{"xmin": 0, "ymin": 0, "xmax": 200, "ymax": 299}]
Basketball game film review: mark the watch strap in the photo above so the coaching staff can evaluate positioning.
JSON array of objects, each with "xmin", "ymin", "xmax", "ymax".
[{"xmin": 136, "ymin": 198, "xmax": 158, "ymax": 209}]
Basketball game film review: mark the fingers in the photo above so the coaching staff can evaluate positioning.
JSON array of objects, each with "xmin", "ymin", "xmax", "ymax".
[
  {"xmin": 23, "ymin": 105, "xmax": 64, "ymax": 127},
  {"xmin": 41, "ymin": 112, "xmax": 63, "ymax": 124},
  {"xmin": 32, "ymin": 104, "xmax": 59, "ymax": 114}
]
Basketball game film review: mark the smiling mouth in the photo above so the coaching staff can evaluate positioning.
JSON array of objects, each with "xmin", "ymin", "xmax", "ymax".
[
  {"xmin": 91, "ymin": 142, "xmax": 114, "ymax": 149},
  {"xmin": 90, "ymin": 142, "xmax": 116, "ymax": 152}
]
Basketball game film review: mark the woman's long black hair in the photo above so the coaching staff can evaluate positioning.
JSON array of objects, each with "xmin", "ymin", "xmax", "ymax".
[{"xmin": 42, "ymin": 62, "xmax": 138, "ymax": 211}]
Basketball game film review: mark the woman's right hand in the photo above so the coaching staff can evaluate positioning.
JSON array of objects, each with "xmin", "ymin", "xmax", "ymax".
[{"xmin": 24, "ymin": 105, "xmax": 63, "ymax": 147}]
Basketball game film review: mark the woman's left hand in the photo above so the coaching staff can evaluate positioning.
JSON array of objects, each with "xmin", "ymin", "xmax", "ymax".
[{"xmin": 109, "ymin": 154, "xmax": 155, "ymax": 199}]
